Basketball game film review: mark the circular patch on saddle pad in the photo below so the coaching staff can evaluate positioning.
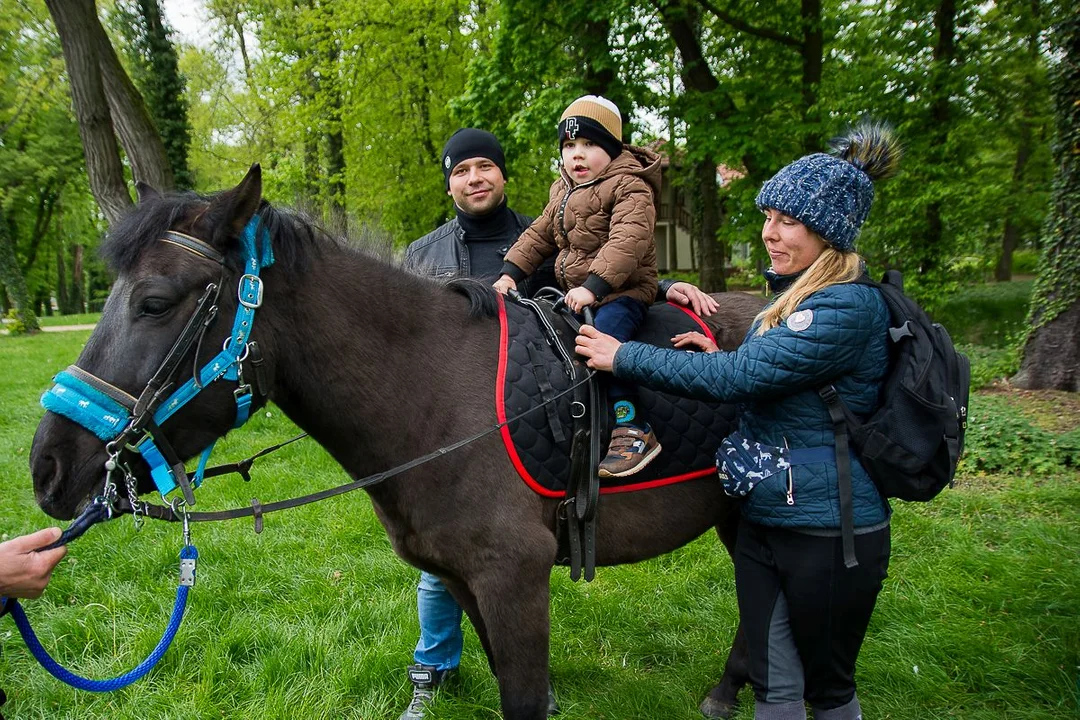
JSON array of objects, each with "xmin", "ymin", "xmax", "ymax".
[{"xmin": 786, "ymin": 309, "xmax": 814, "ymax": 332}]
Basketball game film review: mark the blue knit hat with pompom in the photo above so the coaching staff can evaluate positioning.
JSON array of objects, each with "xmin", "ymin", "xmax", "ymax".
[{"xmin": 755, "ymin": 122, "xmax": 901, "ymax": 251}]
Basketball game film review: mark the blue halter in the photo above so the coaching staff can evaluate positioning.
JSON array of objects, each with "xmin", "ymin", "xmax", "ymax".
[{"xmin": 40, "ymin": 216, "xmax": 274, "ymax": 503}]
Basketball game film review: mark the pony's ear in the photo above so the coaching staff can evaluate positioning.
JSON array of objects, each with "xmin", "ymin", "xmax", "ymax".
[
  {"xmin": 199, "ymin": 164, "xmax": 263, "ymax": 251},
  {"xmin": 135, "ymin": 181, "xmax": 160, "ymax": 203}
]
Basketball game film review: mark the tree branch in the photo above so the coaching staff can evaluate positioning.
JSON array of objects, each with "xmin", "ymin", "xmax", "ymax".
[{"xmin": 691, "ymin": 0, "xmax": 799, "ymax": 48}]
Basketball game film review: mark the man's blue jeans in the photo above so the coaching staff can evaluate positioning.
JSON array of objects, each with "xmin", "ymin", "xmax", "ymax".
[{"xmin": 413, "ymin": 571, "xmax": 464, "ymax": 671}]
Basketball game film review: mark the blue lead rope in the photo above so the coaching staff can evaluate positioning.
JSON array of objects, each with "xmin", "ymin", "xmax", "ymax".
[{"xmin": 2, "ymin": 545, "xmax": 198, "ymax": 692}]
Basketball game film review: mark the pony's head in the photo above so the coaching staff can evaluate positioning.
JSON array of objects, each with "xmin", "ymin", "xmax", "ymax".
[{"xmin": 31, "ymin": 165, "xmax": 272, "ymax": 519}]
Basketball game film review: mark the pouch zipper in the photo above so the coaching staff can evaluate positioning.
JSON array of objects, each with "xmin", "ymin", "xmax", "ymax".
[{"xmin": 783, "ymin": 437, "xmax": 794, "ymax": 505}]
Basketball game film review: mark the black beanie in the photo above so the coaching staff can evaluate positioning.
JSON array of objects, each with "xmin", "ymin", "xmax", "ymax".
[{"xmin": 441, "ymin": 128, "xmax": 508, "ymax": 189}]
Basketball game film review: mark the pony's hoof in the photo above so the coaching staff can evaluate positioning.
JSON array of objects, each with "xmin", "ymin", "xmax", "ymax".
[{"xmin": 699, "ymin": 695, "xmax": 738, "ymax": 719}]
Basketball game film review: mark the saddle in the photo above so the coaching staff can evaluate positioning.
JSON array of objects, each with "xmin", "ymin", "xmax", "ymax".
[{"xmin": 496, "ymin": 292, "xmax": 739, "ymax": 581}]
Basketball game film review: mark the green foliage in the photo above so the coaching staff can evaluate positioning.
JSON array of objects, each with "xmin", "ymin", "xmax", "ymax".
[
  {"xmin": 960, "ymin": 392, "xmax": 1080, "ymax": 476},
  {"xmin": 1, "ymin": 332, "xmax": 1077, "ymax": 719},
  {"xmin": 110, "ymin": 0, "xmax": 194, "ymax": 189},
  {"xmin": 0, "ymin": 0, "xmax": 106, "ymax": 318},
  {"xmin": 934, "ymin": 280, "xmax": 1033, "ymax": 348},
  {"xmin": 1011, "ymin": 248, "xmax": 1039, "ymax": 275},
  {"xmin": 961, "ymin": 343, "xmax": 1021, "ymax": 390},
  {"xmin": 1023, "ymin": 10, "xmax": 1080, "ymax": 336},
  {"xmin": 3, "ymin": 307, "xmax": 27, "ymax": 335}
]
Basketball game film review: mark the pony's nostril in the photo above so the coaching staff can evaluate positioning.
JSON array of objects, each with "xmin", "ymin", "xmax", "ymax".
[{"xmin": 32, "ymin": 453, "xmax": 70, "ymax": 519}]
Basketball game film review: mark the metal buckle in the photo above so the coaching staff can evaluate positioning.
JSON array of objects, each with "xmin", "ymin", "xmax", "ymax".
[{"xmin": 238, "ymin": 274, "xmax": 263, "ymax": 309}]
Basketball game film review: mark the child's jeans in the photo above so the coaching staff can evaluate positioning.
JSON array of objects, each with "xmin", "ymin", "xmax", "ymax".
[{"xmin": 592, "ymin": 296, "xmax": 648, "ymax": 403}]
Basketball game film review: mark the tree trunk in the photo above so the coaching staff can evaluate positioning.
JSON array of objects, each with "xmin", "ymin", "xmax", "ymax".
[
  {"xmin": 0, "ymin": 217, "xmax": 40, "ymax": 333},
  {"xmin": 56, "ymin": 244, "xmax": 70, "ymax": 314},
  {"xmin": 922, "ymin": 0, "xmax": 957, "ymax": 276},
  {"xmin": 92, "ymin": 1, "xmax": 173, "ymax": 190},
  {"xmin": 45, "ymin": 0, "xmax": 132, "ymax": 225},
  {"xmin": 799, "ymin": 0, "xmax": 823, "ymax": 154},
  {"xmin": 72, "ymin": 244, "xmax": 86, "ymax": 314},
  {"xmin": 655, "ymin": 0, "xmax": 732, "ymax": 291},
  {"xmin": 1013, "ymin": 12, "xmax": 1080, "ymax": 391},
  {"xmin": 691, "ymin": 153, "xmax": 725, "ymax": 291},
  {"xmin": 1013, "ymin": 303, "xmax": 1079, "ymax": 391}
]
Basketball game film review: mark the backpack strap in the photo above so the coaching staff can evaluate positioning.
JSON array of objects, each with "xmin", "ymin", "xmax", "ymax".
[{"xmin": 820, "ymin": 385, "xmax": 859, "ymax": 569}]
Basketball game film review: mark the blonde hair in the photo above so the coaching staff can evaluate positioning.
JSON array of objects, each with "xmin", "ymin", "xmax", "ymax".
[{"xmin": 755, "ymin": 247, "xmax": 864, "ymax": 335}]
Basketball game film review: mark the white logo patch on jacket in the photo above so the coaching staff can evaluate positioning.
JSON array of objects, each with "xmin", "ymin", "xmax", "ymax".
[{"xmin": 786, "ymin": 309, "xmax": 814, "ymax": 332}]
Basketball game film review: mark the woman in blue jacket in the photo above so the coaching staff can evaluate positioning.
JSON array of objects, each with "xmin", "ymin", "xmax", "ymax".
[{"xmin": 576, "ymin": 122, "xmax": 901, "ymax": 720}]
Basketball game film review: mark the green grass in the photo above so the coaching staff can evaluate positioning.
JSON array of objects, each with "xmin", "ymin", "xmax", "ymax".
[
  {"xmin": 1, "ymin": 331, "xmax": 1077, "ymax": 719},
  {"xmin": 934, "ymin": 280, "xmax": 1033, "ymax": 349}
]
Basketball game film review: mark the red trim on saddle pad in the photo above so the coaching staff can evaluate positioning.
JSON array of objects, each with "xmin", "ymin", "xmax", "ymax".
[{"xmin": 495, "ymin": 293, "xmax": 717, "ymax": 498}]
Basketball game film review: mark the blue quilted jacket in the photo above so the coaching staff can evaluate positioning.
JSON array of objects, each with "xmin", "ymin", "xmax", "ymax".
[{"xmin": 614, "ymin": 280, "xmax": 891, "ymax": 531}]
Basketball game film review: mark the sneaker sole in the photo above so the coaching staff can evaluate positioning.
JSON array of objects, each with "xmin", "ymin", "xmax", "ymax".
[{"xmin": 597, "ymin": 443, "xmax": 663, "ymax": 478}]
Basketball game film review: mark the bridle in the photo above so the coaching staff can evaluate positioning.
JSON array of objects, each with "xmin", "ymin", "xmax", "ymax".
[
  {"xmin": 37, "ymin": 216, "xmax": 596, "ymax": 541},
  {"xmin": 40, "ymin": 215, "xmax": 274, "ymax": 519}
]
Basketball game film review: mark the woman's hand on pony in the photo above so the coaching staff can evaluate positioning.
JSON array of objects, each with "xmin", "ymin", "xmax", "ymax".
[
  {"xmin": 672, "ymin": 331, "xmax": 719, "ymax": 353},
  {"xmin": 575, "ymin": 324, "xmax": 621, "ymax": 372},
  {"xmin": 665, "ymin": 282, "xmax": 719, "ymax": 317}
]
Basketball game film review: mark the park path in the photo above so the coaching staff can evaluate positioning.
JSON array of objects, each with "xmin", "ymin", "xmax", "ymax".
[{"xmin": 0, "ymin": 323, "xmax": 96, "ymax": 335}]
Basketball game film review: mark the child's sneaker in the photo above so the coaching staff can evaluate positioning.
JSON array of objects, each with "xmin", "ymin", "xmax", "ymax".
[{"xmin": 598, "ymin": 425, "xmax": 661, "ymax": 478}]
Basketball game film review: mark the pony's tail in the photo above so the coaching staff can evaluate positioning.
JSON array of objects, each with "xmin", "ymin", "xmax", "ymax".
[{"xmin": 829, "ymin": 120, "xmax": 902, "ymax": 182}]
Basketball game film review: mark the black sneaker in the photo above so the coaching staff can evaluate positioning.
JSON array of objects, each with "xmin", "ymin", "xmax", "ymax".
[{"xmin": 398, "ymin": 664, "xmax": 453, "ymax": 720}]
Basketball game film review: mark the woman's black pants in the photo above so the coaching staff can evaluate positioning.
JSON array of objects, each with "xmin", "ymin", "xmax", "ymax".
[{"xmin": 734, "ymin": 519, "xmax": 890, "ymax": 711}]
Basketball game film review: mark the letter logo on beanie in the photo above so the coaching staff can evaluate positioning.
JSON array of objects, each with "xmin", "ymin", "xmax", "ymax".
[{"xmin": 565, "ymin": 118, "xmax": 579, "ymax": 140}]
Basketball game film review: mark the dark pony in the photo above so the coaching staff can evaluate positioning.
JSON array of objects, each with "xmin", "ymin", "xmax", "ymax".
[{"xmin": 31, "ymin": 166, "xmax": 763, "ymax": 719}]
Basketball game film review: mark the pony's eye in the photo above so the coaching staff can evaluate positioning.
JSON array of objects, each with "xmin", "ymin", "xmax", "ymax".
[{"xmin": 139, "ymin": 297, "xmax": 173, "ymax": 318}]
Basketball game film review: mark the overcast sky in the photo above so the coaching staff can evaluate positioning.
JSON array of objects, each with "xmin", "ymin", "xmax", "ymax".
[{"xmin": 161, "ymin": 0, "xmax": 207, "ymax": 47}]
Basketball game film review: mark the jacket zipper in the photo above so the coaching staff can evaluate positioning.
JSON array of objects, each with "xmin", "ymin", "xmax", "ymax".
[{"xmin": 556, "ymin": 182, "xmax": 575, "ymax": 288}]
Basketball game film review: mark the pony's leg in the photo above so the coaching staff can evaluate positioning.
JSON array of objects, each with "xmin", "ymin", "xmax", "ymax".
[
  {"xmin": 700, "ymin": 511, "xmax": 750, "ymax": 719},
  {"xmin": 439, "ymin": 575, "xmax": 498, "ymax": 676},
  {"xmin": 438, "ymin": 551, "xmax": 553, "ymax": 719},
  {"xmin": 700, "ymin": 622, "xmax": 749, "ymax": 719},
  {"xmin": 467, "ymin": 554, "xmax": 554, "ymax": 720}
]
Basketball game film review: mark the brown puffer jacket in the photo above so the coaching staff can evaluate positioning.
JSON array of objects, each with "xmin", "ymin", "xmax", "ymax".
[{"xmin": 502, "ymin": 144, "xmax": 660, "ymax": 307}]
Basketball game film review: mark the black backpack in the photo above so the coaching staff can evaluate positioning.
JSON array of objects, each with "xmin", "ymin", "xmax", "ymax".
[{"xmin": 820, "ymin": 270, "xmax": 970, "ymax": 566}]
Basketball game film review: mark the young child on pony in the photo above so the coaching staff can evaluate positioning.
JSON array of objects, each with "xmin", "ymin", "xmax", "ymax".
[{"xmin": 493, "ymin": 95, "xmax": 662, "ymax": 478}]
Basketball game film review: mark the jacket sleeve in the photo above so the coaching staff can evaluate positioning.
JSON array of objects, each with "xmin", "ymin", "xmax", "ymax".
[
  {"xmin": 403, "ymin": 240, "xmax": 425, "ymax": 276},
  {"xmin": 588, "ymin": 176, "xmax": 655, "ymax": 292},
  {"xmin": 612, "ymin": 288, "xmax": 882, "ymax": 403},
  {"xmin": 502, "ymin": 188, "xmax": 560, "ymax": 279}
]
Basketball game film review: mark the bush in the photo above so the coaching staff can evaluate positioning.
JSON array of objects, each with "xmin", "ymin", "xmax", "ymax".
[
  {"xmin": 961, "ymin": 343, "xmax": 1021, "ymax": 390},
  {"xmin": 4, "ymin": 308, "xmax": 26, "ymax": 335},
  {"xmin": 960, "ymin": 393, "xmax": 1079, "ymax": 476},
  {"xmin": 1011, "ymin": 248, "xmax": 1039, "ymax": 275}
]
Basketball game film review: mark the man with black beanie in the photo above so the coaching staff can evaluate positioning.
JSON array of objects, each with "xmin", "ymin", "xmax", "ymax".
[
  {"xmin": 404, "ymin": 128, "xmax": 557, "ymax": 293},
  {"xmin": 400, "ymin": 128, "xmax": 557, "ymax": 720}
]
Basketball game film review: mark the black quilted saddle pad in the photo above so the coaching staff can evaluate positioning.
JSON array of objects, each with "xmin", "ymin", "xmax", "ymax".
[{"xmin": 495, "ymin": 294, "xmax": 739, "ymax": 496}]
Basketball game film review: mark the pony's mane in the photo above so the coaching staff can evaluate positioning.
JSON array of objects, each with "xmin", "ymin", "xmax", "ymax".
[
  {"xmin": 101, "ymin": 191, "xmax": 354, "ymax": 275},
  {"xmin": 101, "ymin": 190, "xmax": 498, "ymax": 320},
  {"xmin": 447, "ymin": 278, "xmax": 500, "ymax": 319}
]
